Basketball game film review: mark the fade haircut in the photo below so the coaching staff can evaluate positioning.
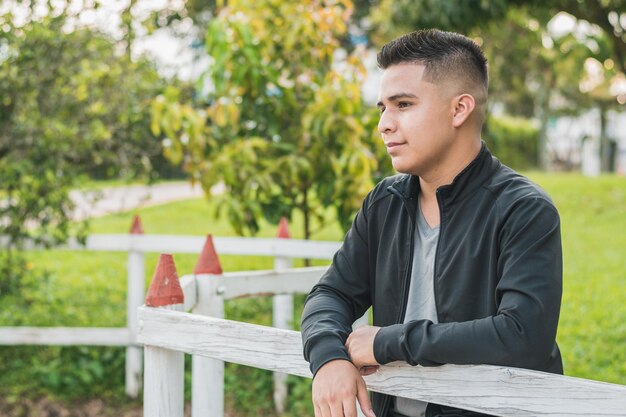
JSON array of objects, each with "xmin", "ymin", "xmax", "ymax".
[{"xmin": 377, "ymin": 29, "xmax": 488, "ymax": 109}]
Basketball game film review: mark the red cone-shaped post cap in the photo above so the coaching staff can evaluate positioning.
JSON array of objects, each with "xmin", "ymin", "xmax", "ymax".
[
  {"xmin": 194, "ymin": 234, "xmax": 223, "ymax": 275},
  {"xmin": 276, "ymin": 217, "xmax": 291, "ymax": 239},
  {"xmin": 145, "ymin": 254, "xmax": 184, "ymax": 307},
  {"xmin": 130, "ymin": 215, "xmax": 144, "ymax": 234}
]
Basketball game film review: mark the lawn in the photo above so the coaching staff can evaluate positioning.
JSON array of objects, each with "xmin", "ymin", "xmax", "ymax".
[
  {"xmin": 0, "ymin": 173, "xmax": 624, "ymax": 416},
  {"xmin": 528, "ymin": 172, "xmax": 626, "ymax": 384}
]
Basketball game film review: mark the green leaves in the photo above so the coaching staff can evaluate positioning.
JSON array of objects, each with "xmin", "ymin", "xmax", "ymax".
[
  {"xmin": 153, "ymin": 0, "xmax": 389, "ymax": 238},
  {"xmin": 0, "ymin": 9, "xmax": 174, "ymax": 293}
]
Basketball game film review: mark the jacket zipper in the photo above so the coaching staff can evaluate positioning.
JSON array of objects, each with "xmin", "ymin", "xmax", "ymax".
[
  {"xmin": 433, "ymin": 189, "xmax": 444, "ymax": 323},
  {"xmin": 397, "ymin": 211, "xmax": 415, "ymax": 324},
  {"xmin": 388, "ymin": 187, "xmax": 417, "ymax": 324}
]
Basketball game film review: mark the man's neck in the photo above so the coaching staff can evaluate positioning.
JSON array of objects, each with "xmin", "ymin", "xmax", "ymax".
[
  {"xmin": 418, "ymin": 139, "xmax": 482, "ymax": 199},
  {"xmin": 417, "ymin": 139, "xmax": 481, "ymax": 227}
]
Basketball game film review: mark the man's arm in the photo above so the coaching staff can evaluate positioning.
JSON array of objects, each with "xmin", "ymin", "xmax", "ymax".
[
  {"xmin": 370, "ymin": 197, "xmax": 563, "ymax": 370},
  {"xmin": 301, "ymin": 188, "xmax": 378, "ymax": 417},
  {"xmin": 301, "ymin": 191, "xmax": 375, "ymax": 375}
]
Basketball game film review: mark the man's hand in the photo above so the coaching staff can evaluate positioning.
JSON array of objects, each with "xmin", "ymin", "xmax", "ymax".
[
  {"xmin": 312, "ymin": 359, "xmax": 376, "ymax": 417},
  {"xmin": 345, "ymin": 325, "xmax": 381, "ymax": 370}
]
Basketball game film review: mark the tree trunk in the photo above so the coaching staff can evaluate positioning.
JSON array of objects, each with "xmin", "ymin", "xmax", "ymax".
[
  {"xmin": 598, "ymin": 104, "xmax": 616, "ymax": 173},
  {"xmin": 302, "ymin": 185, "xmax": 311, "ymax": 267},
  {"xmin": 536, "ymin": 72, "xmax": 554, "ymax": 170}
]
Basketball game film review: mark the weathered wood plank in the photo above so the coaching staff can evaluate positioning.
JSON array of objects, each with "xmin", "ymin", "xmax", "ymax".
[
  {"xmin": 137, "ymin": 307, "xmax": 626, "ymax": 417},
  {"xmin": 143, "ymin": 304, "xmax": 184, "ymax": 417},
  {"xmin": 179, "ymin": 274, "xmax": 197, "ymax": 312},
  {"xmin": 273, "ymin": 254, "xmax": 293, "ymax": 415},
  {"xmin": 5, "ymin": 234, "xmax": 340, "ymax": 259},
  {"xmin": 126, "ymin": 249, "xmax": 145, "ymax": 398},
  {"xmin": 192, "ymin": 275, "xmax": 225, "ymax": 417},
  {"xmin": 198, "ymin": 267, "xmax": 327, "ymax": 300},
  {"xmin": 0, "ymin": 327, "xmax": 130, "ymax": 346}
]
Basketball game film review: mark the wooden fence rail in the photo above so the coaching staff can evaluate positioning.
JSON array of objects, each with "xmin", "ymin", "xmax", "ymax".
[
  {"xmin": 0, "ymin": 234, "xmax": 341, "ymax": 258},
  {"xmin": 138, "ymin": 306, "xmax": 626, "ymax": 417},
  {"xmin": 0, "ymin": 328, "xmax": 130, "ymax": 345}
]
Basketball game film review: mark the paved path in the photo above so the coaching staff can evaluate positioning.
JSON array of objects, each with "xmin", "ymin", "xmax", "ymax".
[{"xmin": 70, "ymin": 181, "xmax": 208, "ymax": 220}]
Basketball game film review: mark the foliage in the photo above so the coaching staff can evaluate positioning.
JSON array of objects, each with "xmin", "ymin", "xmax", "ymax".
[
  {"xmin": 367, "ymin": 0, "xmax": 510, "ymax": 45},
  {"xmin": 0, "ymin": 9, "xmax": 174, "ymax": 293},
  {"xmin": 143, "ymin": 0, "xmax": 217, "ymax": 33},
  {"xmin": 368, "ymin": 0, "xmax": 625, "ymax": 73},
  {"xmin": 529, "ymin": 0, "xmax": 626, "ymax": 75},
  {"xmin": 484, "ymin": 115, "xmax": 539, "ymax": 170},
  {"xmin": 152, "ymin": 0, "xmax": 389, "ymax": 238}
]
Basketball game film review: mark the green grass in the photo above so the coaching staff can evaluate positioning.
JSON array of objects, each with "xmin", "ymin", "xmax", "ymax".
[
  {"xmin": 87, "ymin": 195, "xmax": 344, "ymax": 241},
  {"xmin": 0, "ymin": 173, "xmax": 625, "ymax": 415},
  {"xmin": 526, "ymin": 173, "xmax": 626, "ymax": 384}
]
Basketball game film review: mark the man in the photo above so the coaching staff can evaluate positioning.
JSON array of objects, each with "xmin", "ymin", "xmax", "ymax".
[{"xmin": 301, "ymin": 29, "xmax": 563, "ymax": 417}]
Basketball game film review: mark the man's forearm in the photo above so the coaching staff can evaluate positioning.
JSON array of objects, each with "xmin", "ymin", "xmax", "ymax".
[{"xmin": 301, "ymin": 287, "xmax": 357, "ymax": 375}]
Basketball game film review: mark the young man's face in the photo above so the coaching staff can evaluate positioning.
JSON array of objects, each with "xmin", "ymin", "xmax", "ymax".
[{"xmin": 377, "ymin": 63, "xmax": 456, "ymax": 176}]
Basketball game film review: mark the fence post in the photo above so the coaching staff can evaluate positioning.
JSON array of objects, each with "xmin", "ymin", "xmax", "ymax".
[
  {"xmin": 143, "ymin": 254, "xmax": 185, "ymax": 417},
  {"xmin": 273, "ymin": 217, "xmax": 293, "ymax": 414},
  {"xmin": 126, "ymin": 214, "xmax": 145, "ymax": 398},
  {"xmin": 192, "ymin": 235, "xmax": 225, "ymax": 417}
]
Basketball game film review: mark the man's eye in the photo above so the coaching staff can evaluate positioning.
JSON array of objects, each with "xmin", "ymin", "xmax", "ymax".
[
  {"xmin": 378, "ymin": 107, "xmax": 386, "ymax": 114},
  {"xmin": 398, "ymin": 102, "xmax": 410, "ymax": 108}
]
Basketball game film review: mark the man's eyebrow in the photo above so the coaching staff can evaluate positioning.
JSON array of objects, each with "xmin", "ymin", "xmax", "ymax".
[{"xmin": 376, "ymin": 93, "xmax": 419, "ymax": 108}]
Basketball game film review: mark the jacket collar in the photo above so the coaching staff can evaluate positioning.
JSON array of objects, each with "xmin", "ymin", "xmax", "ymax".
[{"xmin": 388, "ymin": 141, "xmax": 500, "ymax": 205}]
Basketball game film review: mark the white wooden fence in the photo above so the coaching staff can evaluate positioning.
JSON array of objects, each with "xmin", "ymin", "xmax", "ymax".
[
  {"xmin": 0, "ymin": 220, "xmax": 341, "ymax": 408},
  {"xmin": 139, "ymin": 253, "xmax": 626, "ymax": 417}
]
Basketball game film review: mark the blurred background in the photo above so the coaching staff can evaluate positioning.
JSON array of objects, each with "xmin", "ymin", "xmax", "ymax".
[{"xmin": 0, "ymin": 1, "xmax": 624, "ymax": 416}]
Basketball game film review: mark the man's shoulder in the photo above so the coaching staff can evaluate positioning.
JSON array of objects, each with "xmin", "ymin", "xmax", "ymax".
[
  {"xmin": 365, "ymin": 174, "xmax": 407, "ymax": 208},
  {"xmin": 372, "ymin": 174, "xmax": 406, "ymax": 192},
  {"xmin": 486, "ymin": 164, "xmax": 557, "ymax": 212}
]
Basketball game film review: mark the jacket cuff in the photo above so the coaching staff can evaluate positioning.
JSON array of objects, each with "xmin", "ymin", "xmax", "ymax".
[
  {"xmin": 307, "ymin": 335, "xmax": 351, "ymax": 377},
  {"xmin": 373, "ymin": 323, "xmax": 404, "ymax": 364}
]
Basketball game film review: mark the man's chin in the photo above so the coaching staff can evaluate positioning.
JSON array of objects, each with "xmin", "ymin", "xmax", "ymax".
[{"xmin": 391, "ymin": 162, "xmax": 418, "ymax": 176}]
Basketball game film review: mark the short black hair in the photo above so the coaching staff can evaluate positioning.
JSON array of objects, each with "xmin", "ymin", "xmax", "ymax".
[{"xmin": 377, "ymin": 29, "xmax": 488, "ymax": 93}]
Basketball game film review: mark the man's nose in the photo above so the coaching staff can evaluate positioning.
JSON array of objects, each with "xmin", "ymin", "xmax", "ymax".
[{"xmin": 377, "ymin": 111, "xmax": 396, "ymax": 134}]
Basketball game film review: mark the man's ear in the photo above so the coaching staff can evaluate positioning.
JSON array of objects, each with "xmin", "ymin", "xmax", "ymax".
[{"xmin": 452, "ymin": 94, "xmax": 475, "ymax": 128}]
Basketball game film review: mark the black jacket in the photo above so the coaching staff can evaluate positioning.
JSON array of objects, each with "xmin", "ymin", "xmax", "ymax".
[{"xmin": 301, "ymin": 144, "xmax": 563, "ymax": 417}]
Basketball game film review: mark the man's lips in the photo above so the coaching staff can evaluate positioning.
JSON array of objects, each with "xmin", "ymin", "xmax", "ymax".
[{"xmin": 385, "ymin": 142, "xmax": 405, "ymax": 148}]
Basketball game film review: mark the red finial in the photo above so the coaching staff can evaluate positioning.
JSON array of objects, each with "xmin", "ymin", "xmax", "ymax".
[
  {"xmin": 145, "ymin": 254, "xmax": 184, "ymax": 307},
  {"xmin": 276, "ymin": 217, "xmax": 290, "ymax": 239},
  {"xmin": 194, "ymin": 234, "xmax": 223, "ymax": 275},
  {"xmin": 130, "ymin": 214, "xmax": 144, "ymax": 234}
]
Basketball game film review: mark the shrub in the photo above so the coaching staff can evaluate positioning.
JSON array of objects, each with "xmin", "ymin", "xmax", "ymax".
[{"xmin": 483, "ymin": 115, "xmax": 539, "ymax": 170}]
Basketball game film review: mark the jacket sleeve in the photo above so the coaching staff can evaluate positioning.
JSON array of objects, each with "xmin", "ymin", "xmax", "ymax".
[
  {"xmin": 301, "ymin": 190, "xmax": 375, "ymax": 377},
  {"xmin": 374, "ymin": 196, "xmax": 563, "ymax": 371}
]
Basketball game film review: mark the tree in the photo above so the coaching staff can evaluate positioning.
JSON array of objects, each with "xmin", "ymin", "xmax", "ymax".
[
  {"xmin": 368, "ymin": 0, "xmax": 625, "ymax": 72},
  {"xmin": 152, "ymin": 0, "xmax": 389, "ymax": 239},
  {"xmin": 538, "ymin": 0, "xmax": 625, "ymax": 75},
  {"xmin": 0, "ymin": 8, "xmax": 170, "ymax": 293}
]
